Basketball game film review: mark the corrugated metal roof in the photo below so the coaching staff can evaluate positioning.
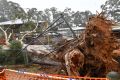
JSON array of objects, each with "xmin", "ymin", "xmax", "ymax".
[
  {"xmin": 0, "ymin": 19, "xmax": 45, "ymax": 26},
  {"xmin": 58, "ymin": 27, "xmax": 85, "ymax": 31},
  {"xmin": 58, "ymin": 24, "xmax": 120, "ymax": 31},
  {"xmin": 112, "ymin": 24, "xmax": 120, "ymax": 31},
  {"xmin": 0, "ymin": 19, "xmax": 24, "ymax": 25}
]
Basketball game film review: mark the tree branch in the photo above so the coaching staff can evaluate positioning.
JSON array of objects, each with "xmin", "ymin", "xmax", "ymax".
[
  {"xmin": 20, "ymin": 22, "xmax": 39, "ymax": 41},
  {"xmin": 0, "ymin": 27, "xmax": 8, "ymax": 41},
  {"xmin": 8, "ymin": 29, "xmax": 13, "ymax": 41},
  {"xmin": 5, "ymin": 26, "xmax": 10, "ymax": 32}
]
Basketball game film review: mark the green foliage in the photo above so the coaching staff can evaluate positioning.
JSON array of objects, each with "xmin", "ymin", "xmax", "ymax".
[
  {"xmin": 0, "ymin": 45, "xmax": 5, "ymax": 64},
  {"xmin": 0, "ymin": 51, "xmax": 7, "ymax": 64},
  {"xmin": 0, "ymin": 0, "xmax": 26, "ymax": 20},
  {"xmin": 8, "ymin": 40, "xmax": 24, "ymax": 64},
  {"xmin": 0, "ymin": 40, "xmax": 24, "ymax": 65},
  {"xmin": 0, "ymin": 45, "xmax": 9, "ymax": 64},
  {"xmin": 23, "ymin": 21, "xmax": 35, "ymax": 31},
  {"xmin": 10, "ymin": 40, "xmax": 22, "ymax": 52},
  {"xmin": 101, "ymin": 0, "xmax": 120, "ymax": 22},
  {"xmin": 0, "ymin": 45, "xmax": 2, "ymax": 49}
]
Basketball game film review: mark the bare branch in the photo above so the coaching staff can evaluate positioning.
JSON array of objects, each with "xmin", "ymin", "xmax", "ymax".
[
  {"xmin": 20, "ymin": 22, "xmax": 39, "ymax": 41},
  {"xmin": 33, "ymin": 22, "xmax": 39, "ymax": 32},
  {"xmin": 0, "ymin": 26, "xmax": 8, "ymax": 40},
  {"xmin": 5, "ymin": 26, "xmax": 10, "ymax": 32},
  {"xmin": 8, "ymin": 30, "xmax": 13, "ymax": 41}
]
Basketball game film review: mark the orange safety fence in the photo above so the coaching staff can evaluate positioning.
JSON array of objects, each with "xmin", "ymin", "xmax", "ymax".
[{"xmin": 0, "ymin": 69, "xmax": 109, "ymax": 80}]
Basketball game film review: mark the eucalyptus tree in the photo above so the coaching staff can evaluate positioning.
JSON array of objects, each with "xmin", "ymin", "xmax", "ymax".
[
  {"xmin": 72, "ymin": 10, "xmax": 92, "ymax": 27},
  {"xmin": 0, "ymin": 1, "xmax": 40, "ymax": 46},
  {"xmin": 0, "ymin": 0, "xmax": 26, "ymax": 45},
  {"xmin": 101, "ymin": 0, "xmax": 120, "ymax": 22},
  {"xmin": 0, "ymin": 0, "xmax": 9, "ymax": 21},
  {"xmin": 7, "ymin": 1, "xmax": 26, "ymax": 20}
]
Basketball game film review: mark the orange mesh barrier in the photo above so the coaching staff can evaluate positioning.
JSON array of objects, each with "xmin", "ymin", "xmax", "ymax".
[
  {"xmin": 0, "ymin": 69, "xmax": 109, "ymax": 80},
  {"xmin": 0, "ymin": 70, "xmax": 6, "ymax": 80}
]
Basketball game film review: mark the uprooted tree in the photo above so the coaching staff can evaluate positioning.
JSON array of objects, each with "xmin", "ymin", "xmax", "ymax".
[{"xmin": 52, "ymin": 13, "xmax": 120, "ymax": 77}]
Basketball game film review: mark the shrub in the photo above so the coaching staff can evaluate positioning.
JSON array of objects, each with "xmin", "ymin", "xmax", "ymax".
[
  {"xmin": 0, "ymin": 45, "xmax": 5, "ymax": 64},
  {"xmin": 9, "ymin": 40, "xmax": 24, "ymax": 64},
  {"xmin": 0, "ymin": 45, "xmax": 8, "ymax": 64}
]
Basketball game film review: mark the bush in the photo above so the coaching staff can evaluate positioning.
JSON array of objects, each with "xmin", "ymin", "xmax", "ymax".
[
  {"xmin": 0, "ymin": 46, "xmax": 6, "ymax": 64},
  {"xmin": 0, "ymin": 45, "xmax": 8, "ymax": 64},
  {"xmin": 10, "ymin": 40, "xmax": 22, "ymax": 52},
  {"xmin": 0, "ymin": 40, "xmax": 28, "ymax": 65},
  {"xmin": 8, "ymin": 40, "xmax": 24, "ymax": 64}
]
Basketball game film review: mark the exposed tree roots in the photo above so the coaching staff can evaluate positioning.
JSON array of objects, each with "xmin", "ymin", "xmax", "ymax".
[{"xmin": 52, "ymin": 13, "xmax": 120, "ymax": 77}]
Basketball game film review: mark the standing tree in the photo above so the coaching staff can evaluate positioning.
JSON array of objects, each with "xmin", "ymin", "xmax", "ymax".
[
  {"xmin": 43, "ymin": 8, "xmax": 52, "ymax": 24},
  {"xmin": 72, "ymin": 10, "xmax": 92, "ymax": 27},
  {"xmin": 0, "ymin": 0, "xmax": 27, "ymax": 45},
  {"xmin": 62, "ymin": 8, "xmax": 73, "ymax": 27},
  {"xmin": 0, "ymin": 0, "xmax": 9, "ymax": 21},
  {"xmin": 0, "ymin": 6, "xmax": 40, "ymax": 47},
  {"xmin": 101, "ymin": 0, "xmax": 120, "ymax": 22},
  {"xmin": 50, "ymin": 7, "xmax": 60, "ymax": 22}
]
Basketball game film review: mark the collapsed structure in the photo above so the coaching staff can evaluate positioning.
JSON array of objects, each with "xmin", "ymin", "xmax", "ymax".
[{"xmin": 53, "ymin": 13, "xmax": 120, "ymax": 77}]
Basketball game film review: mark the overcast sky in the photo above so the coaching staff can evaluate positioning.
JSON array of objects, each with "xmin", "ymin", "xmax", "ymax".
[{"xmin": 8, "ymin": 0, "xmax": 107, "ymax": 13}]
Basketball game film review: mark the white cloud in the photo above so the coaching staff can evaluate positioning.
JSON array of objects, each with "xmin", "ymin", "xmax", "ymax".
[{"xmin": 8, "ymin": 0, "xmax": 106, "ymax": 13}]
